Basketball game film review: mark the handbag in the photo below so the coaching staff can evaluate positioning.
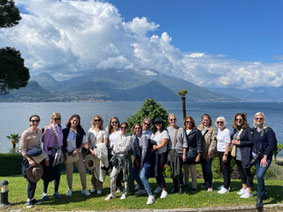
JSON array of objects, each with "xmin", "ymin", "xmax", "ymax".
[
  {"xmin": 186, "ymin": 147, "xmax": 198, "ymax": 164},
  {"xmin": 65, "ymin": 153, "xmax": 79, "ymax": 163},
  {"xmin": 231, "ymin": 145, "xmax": 237, "ymax": 158}
]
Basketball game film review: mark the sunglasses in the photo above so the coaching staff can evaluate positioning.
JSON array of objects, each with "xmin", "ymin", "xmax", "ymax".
[
  {"xmin": 155, "ymin": 122, "xmax": 162, "ymax": 125},
  {"xmin": 31, "ymin": 119, "xmax": 40, "ymax": 123},
  {"xmin": 170, "ymin": 119, "xmax": 176, "ymax": 121},
  {"xmin": 121, "ymin": 126, "xmax": 128, "ymax": 129},
  {"xmin": 143, "ymin": 122, "xmax": 150, "ymax": 126},
  {"xmin": 236, "ymin": 119, "xmax": 243, "ymax": 121},
  {"xmin": 134, "ymin": 127, "xmax": 141, "ymax": 130},
  {"xmin": 111, "ymin": 121, "xmax": 118, "ymax": 124},
  {"xmin": 186, "ymin": 121, "xmax": 192, "ymax": 124},
  {"xmin": 54, "ymin": 118, "xmax": 61, "ymax": 121},
  {"xmin": 256, "ymin": 117, "xmax": 263, "ymax": 121},
  {"xmin": 217, "ymin": 121, "xmax": 224, "ymax": 124},
  {"xmin": 94, "ymin": 119, "xmax": 101, "ymax": 122}
]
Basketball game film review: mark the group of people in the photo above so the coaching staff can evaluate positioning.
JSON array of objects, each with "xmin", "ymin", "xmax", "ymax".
[{"xmin": 19, "ymin": 111, "xmax": 277, "ymax": 208}]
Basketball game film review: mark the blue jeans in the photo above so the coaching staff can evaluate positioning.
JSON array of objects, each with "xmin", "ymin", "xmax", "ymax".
[
  {"xmin": 201, "ymin": 158, "xmax": 213, "ymax": 187},
  {"xmin": 254, "ymin": 158, "xmax": 271, "ymax": 198},
  {"xmin": 133, "ymin": 163, "xmax": 144, "ymax": 190},
  {"xmin": 140, "ymin": 167, "xmax": 152, "ymax": 195}
]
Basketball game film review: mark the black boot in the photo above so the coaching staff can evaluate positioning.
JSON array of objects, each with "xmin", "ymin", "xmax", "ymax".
[{"xmin": 256, "ymin": 197, "xmax": 263, "ymax": 208}]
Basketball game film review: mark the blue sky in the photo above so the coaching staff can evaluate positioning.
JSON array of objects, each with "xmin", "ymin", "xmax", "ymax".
[
  {"xmin": 106, "ymin": 0, "xmax": 283, "ymax": 62},
  {"xmin": 1, "ymin": 0, "xmax": 282, "ymax": 88}
]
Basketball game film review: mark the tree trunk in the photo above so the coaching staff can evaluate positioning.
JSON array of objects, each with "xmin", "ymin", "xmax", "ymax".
[
  {"xmin": 13, "ymin": 143, "xmax": 16, "ymax": 149},
  {"xmin": 181, "ymin": 96, "xmax": 186, "ymax": 121}
]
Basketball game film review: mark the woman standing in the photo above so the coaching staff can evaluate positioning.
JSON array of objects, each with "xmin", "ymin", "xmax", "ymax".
[
  {"xmin": 252, "ymin": 112, "xmax": 276, "ymax": 208},
  {"xmin": 197, "ymin": 114, "xmax": 217, "ymax": 192},
  {"xmin": 167, "ymin": 114, "xmax": 187, "ymax": 194},
  {"xmin": 62, "ymin": 114, "xmax": 90, "ymax": 197},
  {"xmin": 108, "ymin": 116, "xmax": 123, "ymax": 193},
  {"xmin": 231, "ymin": 113, "xmax": 254, "ymax": 198},
  {"xmin": 105, "ymin": 122, "xmax": 132, "ymax": 200},
  {"xmin": 151, "ymin": 117, "xmax": 169, "ymax": 199},
  {"xmin": 183, "ymin": 116, "xmax": 202, "ymax": 193},
  {"xmin": 42, "ymin": 112, "xmax": 63, "ymax": 200},
  {"xmin": 19, "ymin": 115, "xmax": 43, "ymax": 208},
  {"xmin": 142, "ymin": 117, "xmax": 152, "ymax": 139},
  {"xmin": 215, "ymin": 116, "xmax": 231, "ymax": 194},
  {"xmin": 88, "ymin": 115, "xmax": 108, "ymax": 195}
]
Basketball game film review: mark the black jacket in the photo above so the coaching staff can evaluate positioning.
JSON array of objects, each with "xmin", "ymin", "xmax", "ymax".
[
  {"xmin": 231, "ymin": 127, "xmax": 253, "ymax": 169},
  {"xmin": 185, "ymin": 128, "xmax": 203, "ymax": 154},
  {"xmin": 62, "ymin": 127, "xmax": 86, "ymax": 153}
]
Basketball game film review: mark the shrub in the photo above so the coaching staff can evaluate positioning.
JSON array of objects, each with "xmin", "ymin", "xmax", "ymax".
[{"xmin": 0, "ymin": 153, "xmax": 22, "ymax": 176}]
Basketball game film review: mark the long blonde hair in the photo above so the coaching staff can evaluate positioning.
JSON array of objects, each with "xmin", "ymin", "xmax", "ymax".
[
  {"xmin": 91, "ymin": 115, "xmax": 104, "ymax": 130},
  {"xmin": 49, "ymin": 112, "xmax": 61, "ymax": 125}
]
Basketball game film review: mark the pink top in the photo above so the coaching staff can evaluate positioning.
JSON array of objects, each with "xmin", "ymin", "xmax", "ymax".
[{"xmin": 43, "ymin": 123, "xmax": 63, "ymax": 161}]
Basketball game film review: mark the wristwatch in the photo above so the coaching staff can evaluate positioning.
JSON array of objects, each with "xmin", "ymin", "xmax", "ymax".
[{"xmin": 224, "ymin": 153, "xmax": 228, "ymax": 156}]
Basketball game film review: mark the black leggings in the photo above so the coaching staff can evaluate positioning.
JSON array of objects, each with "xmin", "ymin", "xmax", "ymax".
[
  {"xmin": 219, "ymin": 152, "xmax": 231, "ymax": 189},
  {"xmin": 235, "ymin": 159, "xmax": 253, "ymax": 188},
  {"xmin": 156, "ymin": 152, "xmax": 167, "ymax": 189}
]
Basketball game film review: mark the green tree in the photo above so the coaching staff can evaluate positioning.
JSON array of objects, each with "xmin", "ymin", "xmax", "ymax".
[
  {"xmin": 126, "ymin": 98, "xmax": 169, "ymax": 133},
  {"xmin": 0, "ymin": 0, "xmax": 29, "ymax": 94},
  {"xmin": 0, "ymin": 0, "xmax": 21, "ymax": 27},
  {"xmin": 0, "ymin": 47, "xmax": 30, "ymax": 94}
]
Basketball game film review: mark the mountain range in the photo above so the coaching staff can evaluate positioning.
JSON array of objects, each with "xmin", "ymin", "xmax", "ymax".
[{"xmin": 0, "ymin": 69, "xmax": 240, "ymax": 102}]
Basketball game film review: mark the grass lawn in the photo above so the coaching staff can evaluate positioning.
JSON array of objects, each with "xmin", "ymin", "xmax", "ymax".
[{"xmin": 0, "ymin": 173, "xmax": 283, "ymax": 211}]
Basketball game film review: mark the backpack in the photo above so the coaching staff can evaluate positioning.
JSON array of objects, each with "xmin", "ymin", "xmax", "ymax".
[{"xmin": 264, "ymin": 128, "xmax": 278, "ymax": 152}]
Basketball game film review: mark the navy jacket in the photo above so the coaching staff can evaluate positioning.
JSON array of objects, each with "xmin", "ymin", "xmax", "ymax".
[
  {"xmin": 252, "ymin": 127, "xmax": 276, "ymax": 159},
  {"xmin": 62, "ymin": 127, "xmax": 86, "ymax": 153},
  {"xmin": 231, "ymin": 127, "xmax": 253, "ymax": 169},
  {"xmin": 185, "ymin": 128, "xmax": 203, "ymax": 154}
]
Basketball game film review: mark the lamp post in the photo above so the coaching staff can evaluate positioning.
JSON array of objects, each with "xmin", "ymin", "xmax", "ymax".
[{"xmin": 0, "ymin": 180, "xmax": 9, "ymax": 207}]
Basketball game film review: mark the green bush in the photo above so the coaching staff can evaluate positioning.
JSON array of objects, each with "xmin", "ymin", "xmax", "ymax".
[{"xmin": 0, "ymin": 153, "xmax": 22, "ymax": 176}]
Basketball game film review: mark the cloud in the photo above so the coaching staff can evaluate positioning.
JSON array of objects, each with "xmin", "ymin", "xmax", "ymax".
[{"xmin": 0, "ymin": 0, "xmax": 283, "ymax": 88}]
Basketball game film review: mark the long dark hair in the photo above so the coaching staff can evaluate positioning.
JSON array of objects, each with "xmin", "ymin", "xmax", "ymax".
[
  {"xmin": 183, "ymin": 116, "xmax": 196, "ymax": 129},
  {"xmin": 66, "ymin": 114, "xmax": 84, "ymax": 131},
  {"xmin": 232, "ymin": 113, "xmax": 249, "ymax": 130},
  {"xmin": 152, "ymin": 120, "xmax": 166, "ymax": 134}
]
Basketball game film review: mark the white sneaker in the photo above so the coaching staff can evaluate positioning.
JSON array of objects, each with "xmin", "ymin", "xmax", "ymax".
[
  {"xmin": 237, "ymin": 188, "xmax": 247, "ymax": 195},
  {"xmin": 97, "ymin": 189, "xmax": 102, "ymax": 195},
  {"xmin": 160, "ymin": 190, "xmax": 168, "ymax": 199},
  {"xmin": 147, "ymin": 195, "xmax": 155, "ymax": 205},
  {"xmin": 135, "ymin": 189, "xmax": 147, "ymax": 196},
  {"xmin": 218, "ymin": 185, "xmax": 230, "ymax": 190},
  {"xmin": 134, "ymin": 184, "xmax": 140, "ymax": 191},
  {"xmin": 66, "ymin": 189, "xmax": 72, "ymax": 196},
  {"xmin": 218, "ymin": 187, "xmax": 229, "ymax": 194},
  {"xmin": 81, "ymin": 188, "xmax": 91, "ymax": 196},
  {"xmin": 154, "ymin": 186, "xmax": 162, "ymax": 194},
  {"xmin": 105, "ymin": 193, "xmax": 115, "ymax": 200},
  {"xmin": 240, "ymin": 192, "xmax": 253, "ymax": 198},
  {"xmin": 120, "ymin": 193, "xmax": 127, "ymax": 200},
  {"xmin": 90, "ymin": 188, "xmax": 96, "ymax": 193}
]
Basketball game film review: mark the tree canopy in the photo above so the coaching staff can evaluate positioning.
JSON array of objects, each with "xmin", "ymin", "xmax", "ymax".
[
  {"xmin": 0, "ymin": 0, "xmax": 29, "ymax": 94},
  {"xmin": 0, "ymin": 0, "xmax": 21, "ymax": 28},
  {"xmin": 0, "ymin": 47, "xmax": 30, "ymax": 94},
  {"xmin": 126, "ymin": 98, "xmax": 169, "ymax": 132}
]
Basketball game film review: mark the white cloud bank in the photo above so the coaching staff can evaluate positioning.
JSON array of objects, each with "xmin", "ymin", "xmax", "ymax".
[{"xmin": 0, "ymin": 0, "xmax": 282, "ymax": 88}]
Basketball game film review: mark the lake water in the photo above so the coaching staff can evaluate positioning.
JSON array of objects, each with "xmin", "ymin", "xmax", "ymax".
[{"xmin": 1, "ymin": 101, "xmax": 282, "ymax": 156}]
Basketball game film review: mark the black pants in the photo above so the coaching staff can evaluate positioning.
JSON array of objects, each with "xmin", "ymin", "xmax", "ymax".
[
  {"xmin": 43, "ymin": 156, "xmax": 62, "ymax": 193},
  {"xmin": 235, "ymin": 159, "xmax": 253, "ymax": 188},
  {"xmin": 27, "ymin": 179, "xmax": 37, "ymax": 200},
  {"xmin": 156, "ymin": 152, "xmax": 167, "ymax": 189},
  {"xmin": 218, "ymin": 152, "xmax": 231, "ymax": 189}
]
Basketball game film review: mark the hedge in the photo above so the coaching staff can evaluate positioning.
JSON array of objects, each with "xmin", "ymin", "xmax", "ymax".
[{"xmin": 0, "ymin": 153, "xmax": 22, "ymax": 176}]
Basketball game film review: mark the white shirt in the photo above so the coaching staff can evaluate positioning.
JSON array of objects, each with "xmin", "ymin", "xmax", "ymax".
[
  {"xmin": 66, "ymin": 129, "xmax": 86, "ymax": 152},
  {"xmin": 88, "ymin": 128, "xmax": 108, "ymax": 148},
  {"xmin": 217, "ymin": 128, "xmax": 231, "ymax": 152},
  {"xmin": 150, "ymin": 130, "xmax": 169, "ymax": 154},
  {"xmin": 109, "ymin": 130, "xmax": 121, "ymax": 149}
]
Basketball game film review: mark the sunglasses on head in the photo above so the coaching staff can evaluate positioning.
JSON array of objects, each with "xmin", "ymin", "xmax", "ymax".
[{"xmin": 31, "ymin": 119, "xmax": 40, "ymax": 123}]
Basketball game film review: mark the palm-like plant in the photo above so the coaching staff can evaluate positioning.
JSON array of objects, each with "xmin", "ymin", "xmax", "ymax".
[
  {"xmin": 7, "ymin": 133, "xmax": 20, "ymax": 149},
  {"xmin": 178, "ymin": 89, "xmax": 188, "ymax": 121}
]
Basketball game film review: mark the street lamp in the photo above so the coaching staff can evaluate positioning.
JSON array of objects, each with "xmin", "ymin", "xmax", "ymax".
[{"xmin": 0, "ymin": 180, "xmax": 9, "ymax": 207}]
